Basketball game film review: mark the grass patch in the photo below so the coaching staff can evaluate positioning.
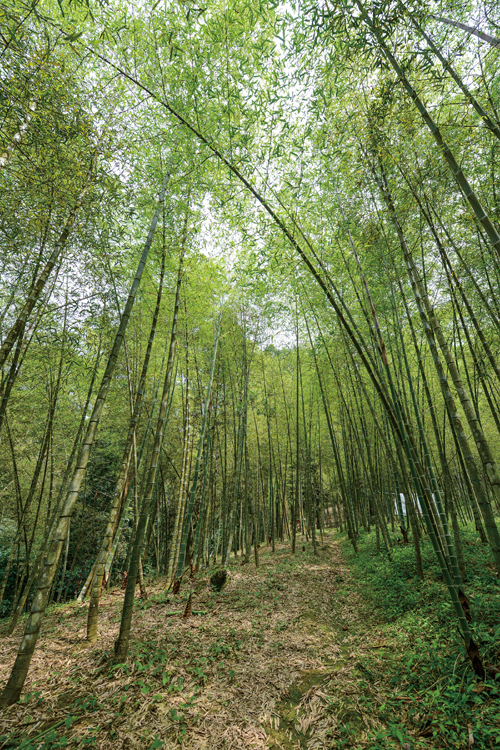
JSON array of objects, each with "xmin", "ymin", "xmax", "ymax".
[{"xmin": 339, "ymin": 523, "xmax": 500, "ymax": 749}]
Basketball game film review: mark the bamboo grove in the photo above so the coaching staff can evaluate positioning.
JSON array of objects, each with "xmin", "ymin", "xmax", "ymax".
[{"xmin": 0, "ymin": 0, "xmax": 500, "ymax": 704}]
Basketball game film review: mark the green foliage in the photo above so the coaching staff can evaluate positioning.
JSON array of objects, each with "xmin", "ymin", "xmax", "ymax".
[
  {"xmin": 2, "ymin": 0, "xmax": 500, "ymax": 739},
  {"xmin": 343, "ymin": 524, "xmax": 500, "ymax": 627},
  {"xmin": 340, "ymin": 527, "xmax": 500, "ymax": 748},
  {"xmin": 0, "ymin": 712, "xmax": 100, "ymax": 749}
]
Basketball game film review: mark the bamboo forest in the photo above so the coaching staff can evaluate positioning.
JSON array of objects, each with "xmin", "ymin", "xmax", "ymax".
[{"xmin": 1, "ymin": 0, "xmax": 500, "ymax": 747}]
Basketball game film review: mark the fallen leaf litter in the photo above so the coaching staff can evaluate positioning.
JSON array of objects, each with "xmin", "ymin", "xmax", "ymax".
[{"xmin": 0, "ymin": 532, "xmax": 414, "ymax": 748}]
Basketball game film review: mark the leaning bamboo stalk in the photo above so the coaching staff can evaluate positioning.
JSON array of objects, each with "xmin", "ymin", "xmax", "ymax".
[
  {"xmin": 224, "ymin": 343, "xmax": 249, "ymax": 566},
  {"xmin": 0, "ymin": 175, "xmax": 170, "ymax": 707},
  {"xmin": 113, "ymin": 228, "xmax": 186, "ymax": 662},
  {"xmin": 28, "ymin": 336, "xmax": 104, "ymax": 616},
  {"xmin": 86, "ymin": 228, "xmax": 167, "ymax": 641},
  {"xmin": 191, "ymin": 428, "xmax": 212, "ymax": 570},
  {"xmin": 0, "ymin": 258, "xmax": 67, "ymax": 442},
  {"xmin": 372, "ymin": 158, "xmax": 500, "ymax": 574},
  {"xmin": 334, "ymin": 175, "xmax": 480, "ymax": 671},
  {"xmin": 370, "ymin": 235, "xmax": 462, "ymax": 581},
  {"xmin": 0, "ymin": 152, "xmax": 97, "ymax": 371},
  {"xmin": 68, "ymin": 36, "xmax": 486, "ymax": 676},
  {"xmin": 433, "ymin": 15, "xmax": 500, "ymax": 49},
  {"xmin": 175, "ymin": 307, "xmax": 223, "ymax": 580},
  {"xmin": 356, "ymin": 2, "xmax": 500, "ymax": 258},
  {"xmin": 408, "ymin": 13, "xmax": 500, "ymax": 141},
  {"xmin": 167, "ymin": 369, "xmax": 191, "ymax": 583},
  {"xmin": 0, "ymin": 408, "xmax": 56, "ymax": 609}
]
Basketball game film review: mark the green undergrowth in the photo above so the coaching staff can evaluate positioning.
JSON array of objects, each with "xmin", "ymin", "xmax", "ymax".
[{"xmin": 339, "ymin": 524, "xmax": 500, "ymax": 749}]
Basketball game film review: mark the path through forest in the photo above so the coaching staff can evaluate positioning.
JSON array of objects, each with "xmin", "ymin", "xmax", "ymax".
[{"xmin": 0, "ymin": 533, "xmax": 407, "ymax": 749}]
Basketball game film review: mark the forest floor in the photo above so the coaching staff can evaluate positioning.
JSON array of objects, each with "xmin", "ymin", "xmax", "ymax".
[{"xmin": 1, "ymin": 528, "xmax": 499, "ymax": 750}]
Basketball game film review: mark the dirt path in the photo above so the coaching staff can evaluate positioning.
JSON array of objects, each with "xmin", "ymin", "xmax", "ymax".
[{"xmin": 0, "ymin": 532, "xmax": 391, "ymax": 749}]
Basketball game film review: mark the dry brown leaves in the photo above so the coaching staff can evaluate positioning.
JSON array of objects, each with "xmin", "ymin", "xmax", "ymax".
[{"xmin": 0, "ymin": 533, "xmax": 397, "ymax": 749}]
